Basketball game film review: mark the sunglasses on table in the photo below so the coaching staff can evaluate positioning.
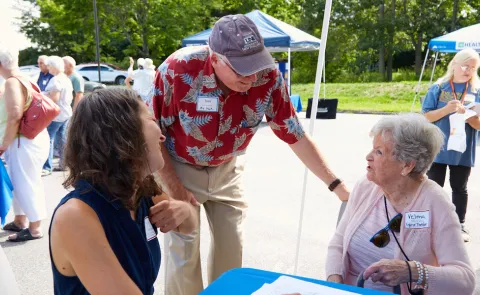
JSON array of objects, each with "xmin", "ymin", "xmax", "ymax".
[{"xmin": 370, "ymin": 212, "xmax": 402, "ymax": 248}]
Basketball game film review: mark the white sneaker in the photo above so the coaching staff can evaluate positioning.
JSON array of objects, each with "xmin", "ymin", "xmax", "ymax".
[
  {"xmin": 461, "ymin": 223, "xmax": 470, "ymax": 243},
  {"xmin": 41, "ymin": 169, "xmax": 52, "ymax": 177}
]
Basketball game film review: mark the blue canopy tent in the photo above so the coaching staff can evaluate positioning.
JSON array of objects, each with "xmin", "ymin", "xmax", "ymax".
[
  {"xmin": 412, "ymin": 24, "xmax": 480, "ymax": 109},
  {"xmin": 182, "ymin": 10, "xmax": 323, "ymax": 110}
]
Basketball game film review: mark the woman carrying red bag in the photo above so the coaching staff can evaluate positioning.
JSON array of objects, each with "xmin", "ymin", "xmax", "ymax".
[{"xmin": 0, "ymin": 43, "xmax": 50, "ymax": 242}]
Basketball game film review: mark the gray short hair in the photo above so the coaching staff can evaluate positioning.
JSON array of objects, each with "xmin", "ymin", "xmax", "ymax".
[
  {"xmin": 63, "ymin": 56, "xmax": 76, "ymax": 67},
  {"xmin": 208, "ymin": 47, "xmax": 227, "ymax": 65},
  {"xmin": 370, "ymin": 113, "xmax": 444, "ymax": 176},
  {"xmin": 38, "ymin": 55, "xmax": 48, "ymax": 62},
  {"xmin": 46, "ymin": 56, "xmax": 65, "ymax": 72},
  {"xmin": 0, "ymin": 43, "xmax": 19, "ymax": 70}
]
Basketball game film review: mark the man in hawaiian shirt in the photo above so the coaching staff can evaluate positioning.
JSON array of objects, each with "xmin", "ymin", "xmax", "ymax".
[{"xmin": 151, "ymin": 14, "xmax": 350, "ymax": 295}]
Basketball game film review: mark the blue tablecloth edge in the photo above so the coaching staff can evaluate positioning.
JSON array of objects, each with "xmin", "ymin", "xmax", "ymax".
[{"xmin": 203, "ymin": 267, "xmax": 394, "ymax": 295}]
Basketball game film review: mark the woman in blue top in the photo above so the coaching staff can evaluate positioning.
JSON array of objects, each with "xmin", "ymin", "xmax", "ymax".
[
  {"xmin": 422, "ymin": 48, "xmax": 480, "ymax": 242},
  {"xmin": 49, "ymin": 88, "xmax": 198, "ymax": 295}
]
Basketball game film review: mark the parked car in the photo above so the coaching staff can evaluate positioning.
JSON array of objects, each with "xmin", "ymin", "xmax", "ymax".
[
  {"xmin": 19, "ymin": 65, "xmax": 106, "ymax": 93},
  {"xmin": 84, "ymin": 80, "xmax": 106, "ymax": 93},
  {"xmin": 76, "ymin": 63, "xmax": 128, "ymax": 85}
]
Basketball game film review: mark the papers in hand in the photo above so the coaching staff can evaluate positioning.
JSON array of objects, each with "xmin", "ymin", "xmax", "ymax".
[
  {"xmin": 251, "ymin": 276, "xmax": 358, "ymax": 295},
  {"xmin": 448, "ymin": 113, "xmax": 468, "ymax": 153},
  {"xmin": 465, "ymin": 102, "xmax": 480, "ymax": 118}
]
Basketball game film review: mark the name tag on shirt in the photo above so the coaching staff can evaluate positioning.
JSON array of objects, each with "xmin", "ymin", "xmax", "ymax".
[
  {"xmin": 144, "ymin": 217, "xmax": 157, "ymax": 241},
  {"xmin": 42, "ymin": 80, "xmax": 47, "ymax": 85},
  {"xmin": 196, "ymin": 96, "xmax": 218, "ymax": 112},
  {"xmin": 405, "ymin": 211, "xmax": 430, "ymax": 229}
]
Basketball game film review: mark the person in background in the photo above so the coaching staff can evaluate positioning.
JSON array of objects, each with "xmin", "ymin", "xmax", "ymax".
[
  {"xmin": 127, "ymin": 57, "xmax": 145, "ymax": 77},
  {"xmin": 422, "ymin": 48, "xmax": 480, "ymax": 242},
  {"xmin": 42, "ymin": 56, "xmax": 73, "ymax": 176},
  {"xmin": 126, "ymin": 57, "xmax": 156, "ymax": 112},
  {"xmin": 326, "ymin": 113, "xmax": 475, "ymax": 295},
  {"xmin": 51, "ymin": 56, "xmax": 84, "ymax": 159},
  {"xmin": 0, "ymin": 43, "xmax": 50, "ymax": 242},
  {"xmin": 63, "ymin": 56, "xmax": 84, "ymax": 112},
  {"xmin": 49, "ymin": 88, "xmax": 197, "ymax": 294},
  {"xmin": 37, "ymin": 55, "xmax": 53, "ymax": 92}
]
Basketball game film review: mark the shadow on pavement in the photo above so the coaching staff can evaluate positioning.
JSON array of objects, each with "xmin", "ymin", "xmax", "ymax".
[{"xmin": 0, "ymin": 231, "xmax": 12, "ymax": 238}]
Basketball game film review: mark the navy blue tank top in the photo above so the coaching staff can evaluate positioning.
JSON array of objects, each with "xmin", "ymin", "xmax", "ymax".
[{"xmin": 49, "ymin": 180, "xmax": 161, "ymax": 295}]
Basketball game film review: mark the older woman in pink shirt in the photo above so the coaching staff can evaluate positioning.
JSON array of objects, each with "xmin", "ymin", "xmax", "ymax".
[{"xmin": 326, "ymin": 113, "xmax": 475, "ymax": 294}]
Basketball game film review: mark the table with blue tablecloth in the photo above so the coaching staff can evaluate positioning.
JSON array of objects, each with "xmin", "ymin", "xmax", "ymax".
[{"xmin": 201, "ymin": 268, "xmax": 393, "ymax": 295}]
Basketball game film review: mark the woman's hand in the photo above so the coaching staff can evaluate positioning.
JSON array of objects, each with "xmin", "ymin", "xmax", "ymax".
[
  {"xmin": 0, "ymin": 145, "xmax": 8, "ymax": 156},
  {"xmin": 129, "ymin": 57, "xmax": 134, "ymax": 67},
  {"xmin": 327, "ymin": 274, "xmax": 344, "ymax": 284},
  {"xmin": 364, "ymin": 259, "xmax": 413, "ymax": 287},
  {"xmin": 444, "ymin": 100, "xmax": 463, "ymax": 114},
  {"xmin": 149, "ymin": 199, "xmax": 191, "ymax": 233}
]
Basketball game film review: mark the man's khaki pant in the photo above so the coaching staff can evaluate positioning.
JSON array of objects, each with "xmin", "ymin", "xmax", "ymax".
[{"xmin": 164, "ymin": 156, "xmax": 248, "ymax": 295}]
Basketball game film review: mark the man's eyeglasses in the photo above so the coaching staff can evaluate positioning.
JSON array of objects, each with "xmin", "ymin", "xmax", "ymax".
[
  {"xmin": 370, "ymin": 213, "xmax": 402, "ymax": 248},
  {"xmin": 217, "ymin": 55, "xmax": 247, "ymax": 78}
]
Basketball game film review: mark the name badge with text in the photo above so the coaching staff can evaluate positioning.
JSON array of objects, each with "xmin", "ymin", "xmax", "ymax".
[
  {"xmin": 196, "ymin": 96, "xmax": 219, "ymax": 112},
  {"xmin": 405, "ymin": 211, "xmax": 430, "ymax": 229},
  {"xmin": 144, "ymin": 217, "xmax": 157, "ymax": 241}
]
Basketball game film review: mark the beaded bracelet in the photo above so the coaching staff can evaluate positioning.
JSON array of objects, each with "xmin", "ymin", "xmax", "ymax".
[
  {"xmin": 414, "ymin": 261, "xmax": 424, "ymax": 286},
  {"xmin": 424, "ymin": 264, "xmax": 429, "ymax": 289}
]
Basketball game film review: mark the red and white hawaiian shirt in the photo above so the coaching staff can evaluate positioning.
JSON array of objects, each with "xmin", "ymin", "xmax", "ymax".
[{"xmin": 152, "ymin": 46, "xmax": 305, "ymax": 166}]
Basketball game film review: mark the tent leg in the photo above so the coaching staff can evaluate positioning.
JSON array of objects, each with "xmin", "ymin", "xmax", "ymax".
[
  {"xmin": 287, "ymin": 48, "xmax": 291, "ymax": 95},
  {"xmin": 429, "ymin": 52, "xmax": 439, "ymax": 85},
  {"xmin": 323, "ymin": 60, "xmax": 326, "ymax": 99},
  {"xmin": 411, "ymin": 48, "xmax": 430, "ymax": 112},
  {"xmin": 293, "ymin": 0, "xmax": 333, "ymax": 276}
]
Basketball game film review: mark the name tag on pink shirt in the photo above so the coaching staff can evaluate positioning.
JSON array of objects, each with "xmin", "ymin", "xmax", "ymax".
[{"xmin": 405, "ymin": 211, "xmax": 430, "ymax": 229}]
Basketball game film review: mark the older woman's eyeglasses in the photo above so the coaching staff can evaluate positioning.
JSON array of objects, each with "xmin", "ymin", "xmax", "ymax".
[{"xmin": 370, "ymin": 212, "xmax": 402, "ymax": 248}]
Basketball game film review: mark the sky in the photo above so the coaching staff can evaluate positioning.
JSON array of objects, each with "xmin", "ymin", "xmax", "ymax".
[{"xmin": 0, "ymin": 0, "xmax": 32, "ymax": 50}]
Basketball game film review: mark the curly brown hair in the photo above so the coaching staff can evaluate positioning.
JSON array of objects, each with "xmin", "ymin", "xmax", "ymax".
[{"xmin": 63, "ymin": 88, "xmax": 161, "ymax": 210}]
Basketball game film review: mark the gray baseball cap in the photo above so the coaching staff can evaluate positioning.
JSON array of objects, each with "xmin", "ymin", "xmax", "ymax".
[{"xmin": 209, "ymin": 14, "xmax": 275, "ymax": 76}]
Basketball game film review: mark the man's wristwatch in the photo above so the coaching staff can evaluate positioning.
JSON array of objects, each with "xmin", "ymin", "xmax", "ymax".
[{"xmin": 328, "ymin": 178, "xmax": 342, "ymax": 192}]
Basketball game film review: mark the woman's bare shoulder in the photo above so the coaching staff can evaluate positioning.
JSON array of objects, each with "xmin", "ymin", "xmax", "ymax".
[{"xmin": 51, "ymin": 198, "xmax": 102, "ymax": 238}]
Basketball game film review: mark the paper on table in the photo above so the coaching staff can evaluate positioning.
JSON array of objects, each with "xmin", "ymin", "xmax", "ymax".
[
  {"xmin": 251, "ymin": 276, "xmax": 358, "ymax": 295},
  {"xmin": 251, "ymin": 284, "xmax": 274, "ymax": 295}
]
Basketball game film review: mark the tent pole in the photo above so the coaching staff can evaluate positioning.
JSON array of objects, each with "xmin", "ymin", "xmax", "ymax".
[
  {"xmin": 293, "ymin": 0, "xmax": 333, "ymax": 276},
  {"xmin": 411, "ymin": 48, "xmax": 430, "ymax": 112},
  {"xmin": 287, "ymin": 48, "xmax": 292, "ymax": 95},
  {"xmin": 429, "ymin": 52, "xmax": 439, "ymax": 85},
  {"xmin": 323, "ymin": 59, "xmax": 326, "ymax": 99}
]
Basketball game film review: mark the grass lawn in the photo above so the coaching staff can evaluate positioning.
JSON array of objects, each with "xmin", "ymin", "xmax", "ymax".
[{"xmin": 291, "ymin": 81, "xmax": 431, "ymax": 113}]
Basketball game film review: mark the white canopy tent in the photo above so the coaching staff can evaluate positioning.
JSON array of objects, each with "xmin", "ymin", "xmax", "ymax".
[{"xmin": 411, "ymin": 24, "xmax": 480, "ymax": 110}]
